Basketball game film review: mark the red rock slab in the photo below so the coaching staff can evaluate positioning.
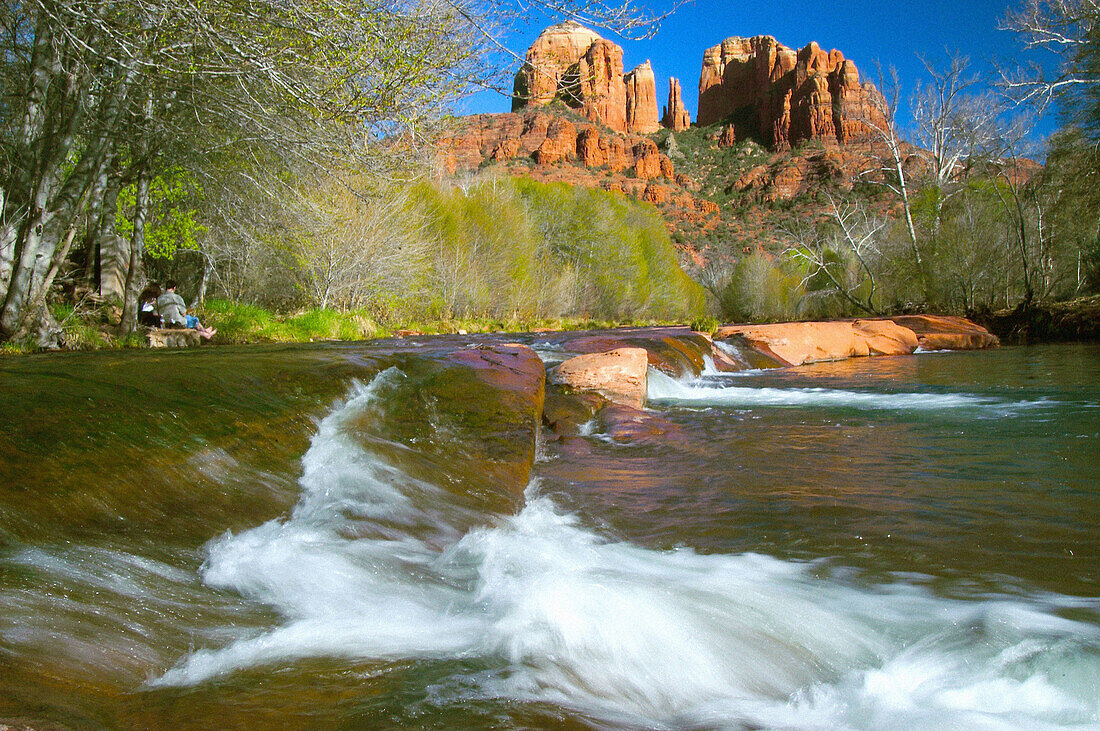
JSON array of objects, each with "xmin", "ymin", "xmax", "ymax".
[
  {"xmin": 888, "ymin": 315, "xmax": 999, "ymax": 350},
  {"xmin": 561, "ymin": 331, "xmax": 714, "ymax": 377},
  {"xmin": 552, "ymin": 347, "xmax": 649, "ymax": 410},
  {"xmin": 716, "ymin": 320, "xmax": 918, "ymax": 366}
]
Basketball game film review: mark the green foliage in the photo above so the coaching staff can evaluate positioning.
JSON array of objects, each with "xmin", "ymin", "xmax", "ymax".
[
  {"xmin": 117, "ymin": 170, "xmax": 207, "ymax": 260},
  {"xmin": 199, "ymin": 300, "xmax": 379, "ymax": 343},
  {"xmin": 717, "ymin": 253, "xmax": 805, "ymax": 323},
  {"xmin": 689, "ymin": 316, "xmax": 720, "ymax": 334},
  {"xmin": 408, "ymin": 178, "xmax": 705, "ymax": 322}
]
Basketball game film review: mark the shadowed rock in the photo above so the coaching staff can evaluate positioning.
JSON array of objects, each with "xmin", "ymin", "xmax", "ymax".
[{"xmin": 888, "ymin": 315, "xmax": 999, "ymax": 350}]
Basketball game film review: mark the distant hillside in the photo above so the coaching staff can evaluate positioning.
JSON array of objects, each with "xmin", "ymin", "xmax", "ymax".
[{"xmin": 438, "ymin": 22, "xmax": 909, "ymax": 270}]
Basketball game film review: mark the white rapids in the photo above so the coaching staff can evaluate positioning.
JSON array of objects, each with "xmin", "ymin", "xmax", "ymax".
[{"xmin": 152, "ymin": 371, "xmax": 1100, "ymax": 729}]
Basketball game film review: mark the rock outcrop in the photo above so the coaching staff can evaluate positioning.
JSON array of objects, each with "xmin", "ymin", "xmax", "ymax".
[
  {"xmin": 512, "ymin": 22, "xmax": 660, "ymax": 135},
  {"xmin": 440, "ymin": 110, "xmax": 676, "ymax": 181},
  {"xmin": 716, "ymin": 317, "xmax": 998, "ymax": 365},
  {"xmin": 697, "ymin": 35, "xmax": 887, "ymax": 149},
  {"xmin": 716, "ymin": 320, "xmax": 920, "ymax": 366},
  {"xmin": 552, "ymin": 347, "xmax": 650, "ymax": 410},
  {"xmin": 512, "ymin": 21, "xmax": 604, "ymax": 109},
  {"xmin": 662, "ymin": 77, "xmax": 691, "ymax": 131},
  {"xmin": 888, "ymin": 315, "xmax": 1000, "ymax": 350},
  {"xmin": 147, "ymin": 328, "xmax": 202, "ymax": 348}
]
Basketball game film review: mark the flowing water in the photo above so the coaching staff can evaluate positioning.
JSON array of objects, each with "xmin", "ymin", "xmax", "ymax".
[{"xmin": 0, "ymin": 339, "xmax": 1098, "ymax": 729}]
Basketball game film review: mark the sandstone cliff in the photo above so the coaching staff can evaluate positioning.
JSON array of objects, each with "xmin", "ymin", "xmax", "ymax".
[
  {"xmin": 697, "ymin": 35, "xmax": 887, "ymax": 149},
  {"xmin": 512, "ymin": 21, "xmax": 660, "ymax": 135}
]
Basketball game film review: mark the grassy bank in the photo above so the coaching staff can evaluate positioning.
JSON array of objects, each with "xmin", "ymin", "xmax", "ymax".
[
  {"xmin": 0, "ymin": 299, "xmax": 687, "ymax": 354},
  {"xmin": 202, "ymin": 299, "xmax": 681, "ymax": 344}
]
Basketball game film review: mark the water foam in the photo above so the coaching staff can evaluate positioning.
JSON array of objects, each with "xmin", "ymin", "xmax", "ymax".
[
  {"xmin": 153, "ymin": 372, "xmax": 1100, "ymax": 728},
  {"xmin": 647, "ymin": 368, "xmax": 1046, "ymax": 414}
]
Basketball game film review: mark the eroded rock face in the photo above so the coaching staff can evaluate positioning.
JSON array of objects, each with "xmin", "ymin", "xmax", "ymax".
[
  {"xmin": 440, "ymin": 110, "xmax": 675, "ymax": 182},
  {"xmin": 552, "ymin": 347, "xmax": 649, "ymax": 410},
  {"xmin": 513, "ymin": 22, "xmax": 660, "ymax": 135},
  {"xmin": 662, "ymin": 77, "xmax": 692, "ymax": 131},
  {"xmin": 697, "ymin": 35, "xmax": 887, "ymax": 149},
  {"xmin": 577, "ymin": 39, "xmax": 628, "ymax": 131},
  {"xmin": 512, "ymin": 21, "xmax": 603, "ymax": 109}
]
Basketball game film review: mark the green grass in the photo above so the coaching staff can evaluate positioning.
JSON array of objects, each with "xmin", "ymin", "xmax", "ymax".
[
  {"xmin": 198, "ymin": 300, "xmax": 381, "ymax": 344},
  {"xmin": 198, "ymin": 300, "xmax": 686, "ymax": 346}
]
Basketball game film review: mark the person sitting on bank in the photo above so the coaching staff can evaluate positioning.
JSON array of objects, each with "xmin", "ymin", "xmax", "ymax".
[
  {"xmin": 157, "ymin": 280, "xmax": 216, "ymax": 339},
  {"xmin": 138, "ymin": 283, "xmax": 163, "ymax": 328}
]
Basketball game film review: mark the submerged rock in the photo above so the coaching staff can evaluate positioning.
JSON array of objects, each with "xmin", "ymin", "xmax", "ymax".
[{"xmin": 552, "ymin": 347, "xmax": 649, "ymax": 410}]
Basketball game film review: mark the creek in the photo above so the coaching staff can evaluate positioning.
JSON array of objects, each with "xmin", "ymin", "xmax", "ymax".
[{"xmin": 1, "ymin": 335, "xmax": 1097, "ymax": 728}]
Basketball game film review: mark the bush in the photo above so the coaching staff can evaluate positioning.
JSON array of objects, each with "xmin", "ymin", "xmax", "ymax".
[
  {"xmin": 690, "ymin": 316, "xmax": 720, "ymax": 334},
  {"xmin": 718, "ymin": 253, "xmax": 804, "ymax": 322}
]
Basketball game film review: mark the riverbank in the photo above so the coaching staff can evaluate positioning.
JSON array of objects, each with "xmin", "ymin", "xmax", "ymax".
[
  {"xmin": 974, "ymin": 295, "xmax": 1100, "ymax": 344},
  {"xmin": 0, "ymin": 298, "xmax": 688, "ymax": 354}
]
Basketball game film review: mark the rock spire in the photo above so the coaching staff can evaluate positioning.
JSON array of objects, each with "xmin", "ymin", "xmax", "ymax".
[
  {"xmin": 662, "ymin": 77, "xmax": 691, "ymax": 131},
  {"xmin": 512, "ymin": 22, "xmax": 660, "ymax": 135}
]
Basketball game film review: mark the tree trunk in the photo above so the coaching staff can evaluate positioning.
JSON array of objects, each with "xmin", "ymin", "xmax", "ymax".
[
  {"xmin": 98, "ymin": 174, "xmax": 126, "ymax": 300},
  {"xmin": 119, "ymin": 168, "xmax": 150, "ymax": 334}
]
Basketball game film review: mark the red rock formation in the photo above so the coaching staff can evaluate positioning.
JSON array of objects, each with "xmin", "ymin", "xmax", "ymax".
[
  {"xmin": 577, "ymin": 39, "xmax": 628, "ymax": 131},
  {"xmin": 697, "ymin": 35, "xmax": 887, "ymax": 149},
  {"xmin": 534, "ymin": 117, "xmax": 577, "ymax": 165},
  {"xmin": 718, "ymin": 124, "xmax": 737, "ymax": 148},
  {"xmin": 662, "ymin": 77, "xmax": 691, "ymax": 131},
  {"xmin": 512, "ymin": 21, "xmax": 603, "ymax": 109},
  {"xmin": 512, "ymin": 22, "xmax": 659, "ymax": 135},
  {"xmin": 625, "ymin": 61, "xmax": 661, "ymax": 134},
  {"xmin": 552, "ymin": 347, "xmax": 649, "ymax": 410},
  {"xmin": 716, "ymin": 320, "xmax": 919, "ymax": 366},
  {"xmin": 887, "ymin": 315, "xmax": 1000, "ymax": 350},
  {"xmin": 441, "ymin": 110, "xmax": 676, "ymax": 181}
]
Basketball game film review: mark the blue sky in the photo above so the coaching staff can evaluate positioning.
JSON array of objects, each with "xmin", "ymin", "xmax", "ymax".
[{"xmin": 457, "ymin": 0, "xmax": 1059, "ymax": 138}]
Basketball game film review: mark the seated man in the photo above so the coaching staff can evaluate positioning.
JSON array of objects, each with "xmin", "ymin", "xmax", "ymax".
[{"xmin": 156, "ymin": 280, "xmax": 216, "ymax": 339}]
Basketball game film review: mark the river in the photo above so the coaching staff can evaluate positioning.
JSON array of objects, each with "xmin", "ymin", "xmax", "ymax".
[{"xmin": 1, "ymin": 337, "xmax": 1097, "ymax": 728}]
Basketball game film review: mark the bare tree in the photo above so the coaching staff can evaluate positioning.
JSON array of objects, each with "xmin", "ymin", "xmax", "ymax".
[
  {"xmin": 999, "ymin": 0, "xmax": 1100, "ymax": 111},
  {"xmin": 858, "ymin": 65, "xmax": 925, "ymax": 282},
  {"xmin": 912, "ymin": 52, "xmax": 1004, "ymax": 189},
  {"xmin": 288, "ymin": 184, "xmax": 430, "ymax": 310},
  {"xmin": 786, "ymin": 196, "xmax": 887, "ymax": 316}
]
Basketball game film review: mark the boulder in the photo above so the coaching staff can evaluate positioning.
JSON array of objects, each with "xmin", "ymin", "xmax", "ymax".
[
  {"xmin": 147, "ymin": 328, "xmax": 202, "ymax": 348},
  {"xmin": 853, "ymin": 319, "xmax": 921, "ymax": 355},
  {"xmin": 552, "ymin": 347, "xmax": 649, "ymax": 410}
]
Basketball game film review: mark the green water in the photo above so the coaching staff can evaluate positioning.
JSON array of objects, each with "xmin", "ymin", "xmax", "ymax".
[{"xmin": 0, "ymin": 340, "xmax": 1097, "ymax": 728}]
